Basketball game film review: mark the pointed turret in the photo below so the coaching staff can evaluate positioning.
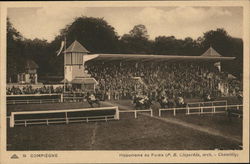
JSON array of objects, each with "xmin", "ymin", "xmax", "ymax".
[
  {"xmin": 65, "ymin": 40, "xmax": 89, "ymax": 53},
  {"xmin": 201, "ymin": 47, "xmax": 222, "ymax": 57}
]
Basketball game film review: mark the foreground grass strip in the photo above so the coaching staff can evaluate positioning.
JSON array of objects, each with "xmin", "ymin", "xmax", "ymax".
[{"xmin": 110, "ymin": 101, "xmax": 241, "ymax": 143}]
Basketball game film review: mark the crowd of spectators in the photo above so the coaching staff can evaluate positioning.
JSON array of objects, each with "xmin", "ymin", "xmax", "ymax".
[
  {"xmin": 228, "ymin": 79, "xmax": 242, "ymax": 97},
  {"xmin": 6, "ymin": 85, "xmax": 64, "ymax": 95},
  {"xmin": 86, "ymin": 61, "xmax": 242, "ymax": 99},
  {"xmin": 86, "ymin": 62, "xmax": 147, "ymax": 100},
  {"xmin": 7, "ymin": 61, "xmax": 242, "ymax": 100}
]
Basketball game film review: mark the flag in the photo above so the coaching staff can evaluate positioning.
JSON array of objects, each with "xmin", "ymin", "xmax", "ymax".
[{"xmin": 56, "ymin": 41, "xmax": 65, "ymax": 56}]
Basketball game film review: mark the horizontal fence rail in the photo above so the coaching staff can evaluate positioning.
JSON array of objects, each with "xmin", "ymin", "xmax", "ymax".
[
  {"xmin": 63, "ymin": 97, "xmax": 85, "ymax": 102},
  {"xmin": 7, "ymin": 93, "xmax": 62, "ymax": 97},
  {"xmin": 119, "ymin": 109, "xmax": 153, "ymax": 118},
  {"xmin": 159, "ymin": 104, "xmax": 243, "ymax": 117},
  {"xmin": 7, "ymin": 94, "xmax": 63, "ymax": 105},
  {"xmin": 7, "ymin": 99, "xmax": 61, "ymax": 105},
  {"xmin": 187, "ymin": 100, "xmax": 227, "ymax": 107},
  {"xmin": 10, "ymin": 106, "xmax": 119, "ymax": 127}
]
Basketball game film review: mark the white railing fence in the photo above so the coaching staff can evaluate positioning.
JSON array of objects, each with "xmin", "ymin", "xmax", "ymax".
[
  {"xmin": 7, "ymin": 93, "xmax": 63, "ymax": 105},
  {"xmin": 7, "ymin": 99, "xmax": 61, "ymax": 105},
  {"xmin": 119, "ymin": 108, "xmax": 153, "ymax": 118},
  {"xmin": 187, "ymin": 100, "xmax": 227, "ymax": 108},
  {"xmin": 159, "ymin": 104, "xmax": 243, "ymax": 117},
  {"xmin": 10, "ymin": 106, "xmax": 119, "ymax": 127},
  {"xmin": 63, "ymin": 96, "xmax": 84, "ymax": 102}
]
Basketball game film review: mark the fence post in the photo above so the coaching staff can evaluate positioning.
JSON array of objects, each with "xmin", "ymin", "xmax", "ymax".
[
  {"xmin": 150, "ymin": 108, "xmax": 153, "ymax": 117},
  {"xmin": 61, "ymin": 94, "xmax": 63, "ymax": 103},
  {"xmin": 47, "ymin": 119, "xmax": 49, "ymax": 125},
  {"xmin": 213, "ymin": 106, "xmax": 216, "ymax": 113},
  {"xmin": 173, "ymin": 108, "xmax": 176, "ymax": 116},
  {"xmin": 25, "ymin": 120, "xmax": 27, "ymax": 127},
  {"xmin": 159, "ymin": 109, "xmax": 161, "ymax": 117},
  {"xmin": 10, "ymin": 113, "xmax": 15, "ymax": 128},
  {"xmin": 115, "ymin": 107, "xmax": 120, "ymax": 120},
  {"xmin": 187, "ymin": 107, "xmax": 190, "ymax": 115},
  {"xmin": 225, "ymin": 101, "xmax": 228, "ymax": 111},
  {"xmin": 65, "ymin": 112, "xmax": 69, "ymax": 124},
  {"xmin": 135, "ymin": 110, "xmax": 137, "ymax": 118},
  {"xmin": 201, "ymin": 107, "xmax": 203, "ymax": 114}
]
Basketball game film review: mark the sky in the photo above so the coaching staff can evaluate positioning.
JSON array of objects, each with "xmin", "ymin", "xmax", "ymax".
[{"xmin": 7, "ymin": 6, "xmax": 243, "ymax": 42}]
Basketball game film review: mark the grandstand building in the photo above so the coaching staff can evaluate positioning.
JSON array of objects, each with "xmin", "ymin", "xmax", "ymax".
[
  {"xmin": 7, "ymin": 40, "xmax": 239, "ymax": 99},
  {"xmin": 17, "ymin": 59, "xmax": 39, "ymax": 84},
  {"xmin": 64, "ymin": 40, "xmax": 236, "ymax": 98}
]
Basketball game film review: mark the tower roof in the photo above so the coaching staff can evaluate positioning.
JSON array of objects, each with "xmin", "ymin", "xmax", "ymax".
[
  {"xmin": 65, "ymin": 40, "xmax": 89, "ymax": 53},
  {"xmin": 201, "ymin": 47, "xmax": 222, "ymax": 57},
  {"xmin": 25, "ymin": 60, "xmax": 39, "ymax": 69}
]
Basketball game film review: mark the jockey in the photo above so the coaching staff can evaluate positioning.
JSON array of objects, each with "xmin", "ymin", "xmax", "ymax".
[
  {"xmin": 86, "ymin": 92, "xmax": 100, "ymax": 108},
  {"xmin": 177, "ymin": 96, "xmax": 186, "ymax": 107},
  {"xmin": 162, "ymin": 95, "xmax": 168, "ymax": 103},
  {"xmin": 133, "ymin": 92, "xmax": 140, "ymax": 104},
  {"xmin": 139, "ymin": 96, "xmax": 145, "ymax": 104},
  {"xmin": 89, "ymin": 93, "xmax": 96, "ymax": 101},
  {"xmin": 159, "ymin": 95, "xmax": 168, "ymax": 108},
  {"xmin": 207, "ymin": 94, "xmax": 211, "ymax": 101},
  {"xmin": 143, "ymin": 95, "xmax": 149, "ymax": 101}
]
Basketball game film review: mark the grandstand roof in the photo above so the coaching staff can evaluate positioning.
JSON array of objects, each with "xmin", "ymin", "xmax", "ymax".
[
  {"xmin": 65, "ymin": 40, "xmax": 89, "ymax": 53},
  {"xmin": 84, "ymin": 53, "xmax": 235, "ymax": 62}
]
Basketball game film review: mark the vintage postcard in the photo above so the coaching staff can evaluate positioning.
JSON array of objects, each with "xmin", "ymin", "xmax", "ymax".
[{"xmin": 0, "ymin": 0, "xmax": 249, "ymax": 163}]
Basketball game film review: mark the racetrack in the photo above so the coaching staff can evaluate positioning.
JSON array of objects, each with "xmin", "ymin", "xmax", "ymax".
[{"xmin": 6, "ymin": 98, "xmax": 243, "ymax": 150}]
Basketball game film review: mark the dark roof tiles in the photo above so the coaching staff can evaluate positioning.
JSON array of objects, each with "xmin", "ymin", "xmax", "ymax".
[{"xmin": 65, "ymin": 40, "xmax": 89, "ymax": 53}]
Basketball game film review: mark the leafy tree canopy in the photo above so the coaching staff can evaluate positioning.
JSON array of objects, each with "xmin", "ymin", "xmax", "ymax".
[{"xmin": 7, "ymin": 17, "xmax": 243, "ymax": 81}]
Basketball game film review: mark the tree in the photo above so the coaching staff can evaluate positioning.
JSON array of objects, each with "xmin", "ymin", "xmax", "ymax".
[
  {"xmin": 120, "ymin": 24, "xmax": 152, "ymax": 54},
  {"xmin": 46, "ymin": 16, "xmax": 121, "ymax": 75},
  {"xmin": 22, "ymin": 38, "xmax": 50, "ymax": 76},
  {"xmin": 7, "ymin": 18, "xmax": 26, "ymax": 82},
  {"xmin": 129, "ymin": 24, "xmax": 149, "ymax": 39},
  {"xmin": 180, "ymin": 37, "xmax": 202, "ymax": 56},
  {"xmin": 200, "ymin": 28, "xmax": 243, "ymax": 77},
  {"xmin": 59, "ymin": 17, "xmax": 120, "ymax": 54},
  {"xmin": 200, "ymin": 28, "xmax": 231, "ymax": 51},
  {"xmin": 6, "ymin": 17, "xmax": 243, "ymax": 81},
  {"xmin": 153, "ymin": 36, "xmax": 181, "ymax": 55},
  {"xmin": 7, "ymin": 18, "xmax": 53, "ymax": 81}
]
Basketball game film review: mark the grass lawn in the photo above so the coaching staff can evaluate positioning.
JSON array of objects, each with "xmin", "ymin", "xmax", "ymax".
[
  {"xmin": 7, "ymin": 114, "xmax": 241, "ymax": 150},
  {"xmin": 6, "ymin": 98, "xmax": 242, "ymax": 150}
]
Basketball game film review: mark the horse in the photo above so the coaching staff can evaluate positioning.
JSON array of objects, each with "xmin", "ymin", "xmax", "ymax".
[
  {"xmin": 133, "ymin": 95, "xmax": 152, "ymax": 110},
  {"xmin": 175, "ymin": 96, "xmax": 187, "ymax": 108},
  {"xmin": 158, "ymin": 96, "xmax": 169, "ymax": 108},
  {"xmin": 86, "ymin": 93, "xmax": 100, "ymax": 108}
]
